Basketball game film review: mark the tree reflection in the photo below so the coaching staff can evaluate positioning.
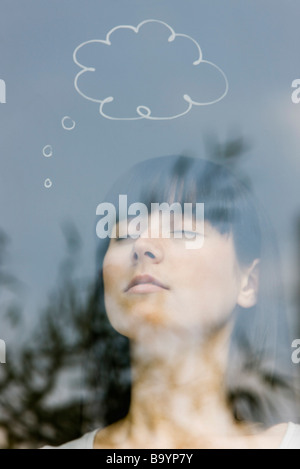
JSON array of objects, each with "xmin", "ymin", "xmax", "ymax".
[{"xmin": 0, "ymin": 224, "xmax": 130, "ymax": 448}]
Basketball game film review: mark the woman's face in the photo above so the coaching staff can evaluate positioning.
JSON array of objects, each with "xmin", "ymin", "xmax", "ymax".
[{"xmin": 103, "ymin": 211, "xmax": 245, "ymax": 339}]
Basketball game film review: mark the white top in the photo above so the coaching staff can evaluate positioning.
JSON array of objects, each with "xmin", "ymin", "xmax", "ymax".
[
  {"xmin": 42, "ymin": 429, "xmax": 98, "ymax": 449},
  {"xmin": 278, "ymin": 423, "xmax": 300, "ymax": 449},
  {"xmin": 42, "ymin": 422, "xmax": 300, "ymax": 449}
]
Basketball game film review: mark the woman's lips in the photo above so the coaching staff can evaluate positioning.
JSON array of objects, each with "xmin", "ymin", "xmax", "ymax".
[
  {"xmin": 124, "ymin": 274, "xmax": 169, "ymax": 294},
  {"xmin": 126, "ymin": 283, "xmax": 166, "ymax": 293}
]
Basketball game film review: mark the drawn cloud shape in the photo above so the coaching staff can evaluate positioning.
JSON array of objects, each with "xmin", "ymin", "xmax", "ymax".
[{"xmin": 73, "ymin": 20, "xmax": 229, "ymax": 120}]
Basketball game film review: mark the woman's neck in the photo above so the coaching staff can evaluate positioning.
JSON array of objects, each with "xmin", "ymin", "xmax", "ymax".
[{"xmin": 125, "ymin": 324, "xmax": 241, "ymax": 447}]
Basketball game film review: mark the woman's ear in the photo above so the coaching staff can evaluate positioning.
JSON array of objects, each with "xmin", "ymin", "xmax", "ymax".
[{"xmin": 237, "ymin": 258, "xmax": 260, "ymax": 309}]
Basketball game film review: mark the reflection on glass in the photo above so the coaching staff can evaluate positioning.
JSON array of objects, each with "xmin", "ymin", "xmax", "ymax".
[{"xmin": 1, "ymin": 154, "xmax": 299, "ymax": 449}]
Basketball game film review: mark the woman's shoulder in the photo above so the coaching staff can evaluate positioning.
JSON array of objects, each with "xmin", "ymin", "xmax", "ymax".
[
  {"xmin": 277, "ymin": 422, "xmax": 300, "ymax": 449},
  {"xmin": 41, "ymin": 421, "xmax": 300, "ymax": 449},
  {"xmin": 41, "ymin": 429, "xmax": 99, "ymax": 449},
  {"xmin": 93, "ymin": 419, "xmax": 130, "ymax": 449},
  {"xmin": 255, "ymin": 422, "xmax": 300, "ymax": 449},
  {"xmin": 41, "ymin": 420, "xmax": 128, "ymax": 449}
]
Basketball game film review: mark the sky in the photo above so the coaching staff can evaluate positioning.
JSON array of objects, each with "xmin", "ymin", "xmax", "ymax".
[{"xmin": 0, "ymin": 0, "xmax": 300, "ymax": 339}]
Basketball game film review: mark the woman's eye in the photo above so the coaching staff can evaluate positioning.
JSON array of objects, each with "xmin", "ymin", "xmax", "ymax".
[
  {"xmin": 171, "ymin": 230, "xmax": 203, "ymax": 238},
  {"xmin": 114, "ymin": 233, "xmax": 140, "ymax": 242},
  {"xmin": 112, "ymin": 231, "xmax": 204, "ymax": 241}
]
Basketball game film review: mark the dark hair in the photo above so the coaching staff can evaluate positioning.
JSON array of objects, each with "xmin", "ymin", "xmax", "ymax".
[{"xmin": 88, "ymin": 155, "xmax": 297, "ymax": 428}]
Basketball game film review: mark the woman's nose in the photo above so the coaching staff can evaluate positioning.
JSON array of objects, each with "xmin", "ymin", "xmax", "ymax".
[{"xmin": 131, "ymin": 236, "xmax": 164, "ymax": 264}]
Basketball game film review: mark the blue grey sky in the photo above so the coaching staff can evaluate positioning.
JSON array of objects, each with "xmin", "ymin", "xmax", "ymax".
[{"xmin": 0, "ymin": 0, "xmax": 300, "ymax": 336}]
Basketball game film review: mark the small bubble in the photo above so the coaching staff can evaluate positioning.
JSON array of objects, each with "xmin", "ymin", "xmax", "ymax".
[
  {"xmin": 44, "ymin": 178, "xmax": 52, "ymax": 189},
  {"xmin": 62, "ymin": 116, "xmax": 76, "ymax": 130},
  {"xmin": 43, "ymin": 145, "xmax": 53, "ymax": 158}
]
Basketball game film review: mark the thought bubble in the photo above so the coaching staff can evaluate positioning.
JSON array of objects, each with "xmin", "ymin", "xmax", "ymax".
[
  {"xmin": 62, "ymin": 116, "xmax": 76, "ymax": 130},
  {"xmin": 73, "ymin": 19, "xmax": 229, "ymax": 121},
  {"xmin": 43, "ymin": 145, "xmax": 53, "ymax": 158},
  {"xmin": 44, "ymin": 178, "xmax": 52, "ymax": 189}
]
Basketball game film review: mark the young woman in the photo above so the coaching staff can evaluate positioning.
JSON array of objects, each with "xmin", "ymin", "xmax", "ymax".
[{"xmin": 43, "ymin": 155, "xmax": 300, "ymax": 449}]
